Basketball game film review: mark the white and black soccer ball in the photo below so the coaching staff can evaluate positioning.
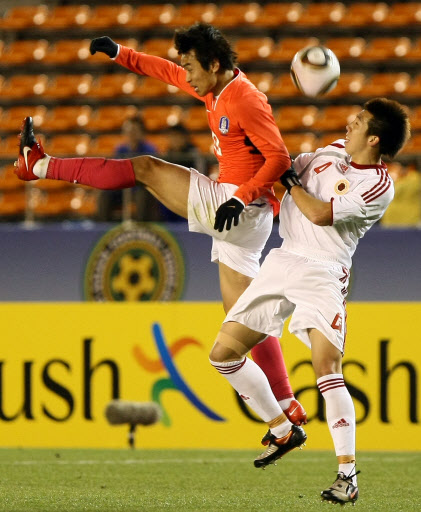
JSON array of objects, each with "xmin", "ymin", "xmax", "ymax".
[{"xmin": 290, "ymin": 45, "xmax": 340, "ymax": 97}]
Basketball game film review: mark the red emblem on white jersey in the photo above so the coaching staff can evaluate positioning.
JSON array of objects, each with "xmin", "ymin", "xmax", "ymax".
[{"xmin": 338, "ymin": 162, "xmax": 349, "ymax": 173}]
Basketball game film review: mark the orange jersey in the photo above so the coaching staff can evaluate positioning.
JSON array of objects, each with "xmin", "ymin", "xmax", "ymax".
[{"xmin": 116, "ymin": 46, "xmax": 291, "ymax": 215}]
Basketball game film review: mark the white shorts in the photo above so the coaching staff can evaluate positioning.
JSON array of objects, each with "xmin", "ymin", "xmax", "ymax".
[
  {"xmin": 187, "ymin": 168, "xmax": 273, "ymax": 278},
  {"xmin": 225, "ymin": 247, "xmax": 350, "ymax": 353}
]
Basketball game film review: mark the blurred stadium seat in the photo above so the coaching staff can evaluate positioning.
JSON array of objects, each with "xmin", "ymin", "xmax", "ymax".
[
  {"xmin": 253, "ymin": 2, "xmax": 304, "ymax": 27},
  {"xmin": 0, "ymin": 106, "xmax": 47, "ymax": 134},
  {"xmin": 267, "ymin": 73, "xmax": 301, "ymax": 98},
  {"xmin": 0, "ymin": 189, "xmax": 27, "ymax": 216},
  {"xmin": 124, "ymin": 4, "xmax": 176, "ymax": 28},
  {"xmin": 275, "ymin": 105, "xmax": 319, "ymax": 132},
  {"xmin": 141, "ymin": 38, "xmax": 178, "ymax": 60},
  {"xmin": 38, "ymin": 5, "xmax": 91, "ymax": 30},
  {"xmin": 82, "ymin": 5, "xmax": 133, "ymax": 29},
  {"xmin": 0, "ymin": 5, "xmax": 48, "ymax": 30},
  {"xmin": 297, "ymin": 2, "xmax": 346, "ymax": 26},
  {"xmin": 282, "ymin": 133, "xmax": 319, "ymax": 155},
  {"xmin": 383, "ymin": 3, "xmax": 421, "ymax": 27},
  {"xmin": 267, "ymin": 37, "xmax": 320, "ymax": 63},
  {"xmin": 88, "ymin": 106, "xmax": 138, "ymax": 132},
  {"xmin": 359, "ymin": 37, "xmax": 412, "ymax": 61},
  {"xmin": 45, "ymin": 134, "xmax": 91, "ymax": 157},
  {"xmin": 142, "ymin": 106, "xmax": 183, "ymax": 132},
  {"xmin": 0, "ymin": 164, "xmax": 25, "ymax": 191},
  {"xmin": 327, "ymin": 72, "xmax": 366, "ymax": 98},
  {"xmin": 86, "ymin": 134, "xmax": 127, "ymax": 157},
  {"xmin": 132, "ymin": 76, "xmax": 173, "ymax": 98},
  {"xmin": 167, "ymin": 4, "xmax": 218, "ymax": 27},
  {"xmin": 183, "ymin": 106, "xmax": 209, "ymax": 132},
  {"xmin": 43, "ymin": 74, "xmax": 93, "ymax": 99},
  {"xmin": 41, "ymin": 106, "xmax": 92, "ymax": 132},
  {"xmin": 0, "ymin": 40, "xmax": 48, "ymax": 65},
  {"xmin": 235, "ymin": 37, "xmax": 274, "ymax": 63},
  {"xmin": 212, "ymin": 3, "xmax": 261, "ymax": 27},
  {"xmin": 324, "ymin": 37, "xmax": 367, "ymax": 60},
  {"xmin": 42, "ymin": 40, "xmax": 92, "ymax": 65},
  {"xmin": 245, "ymin": 72, "xmax": 274, "ymax": 94},
  {"xmin": 361, "ymin": 72, "xmax": 411, "ymax": 96},
  {"xmin": 86, "ymin": 74, "xmax": 138, "ymax": 98},
  {"xmin": 191, "ymin": 134, "xmax": 214, "ymax": 154},
  {"xmin": 312, "ymin": 105, "xmax": 361, "ymax": 132},
  {"xmin": 341, "ymin": 2, "xmax": 389, "ymax": 26}
]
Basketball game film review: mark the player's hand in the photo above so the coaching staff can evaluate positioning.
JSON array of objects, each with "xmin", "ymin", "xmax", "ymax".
[
  {"xmin": 280, "ymin": 165, "xmax": 302, "ymax": 194},
  {"xmin": 90, "ymin": 36, "xmax": 118, "ymax": 58},
  {"xmin": 214, "ymin": 197, "xmax": 245, "ymax": 232}
]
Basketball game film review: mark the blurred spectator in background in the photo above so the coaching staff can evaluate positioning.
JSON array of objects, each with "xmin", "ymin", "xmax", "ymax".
[
  {"xmin": 160, "ymin": 124, "xmax": 200, "ymax": 221},
  {"xmin": 97, "ymin": 115, "xmax": 160, "ymax": 221},
  {"xmin": 381, "ymin": 162, "xmax": 421, "ymax": 227}
]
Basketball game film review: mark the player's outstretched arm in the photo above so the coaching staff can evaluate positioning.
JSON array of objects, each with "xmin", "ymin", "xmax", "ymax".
[{"xmin": 90, "ymin": 36, "xmax": 119, "ymax": 58}]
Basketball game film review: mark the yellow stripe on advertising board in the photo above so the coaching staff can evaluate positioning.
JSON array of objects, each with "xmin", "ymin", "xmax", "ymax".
[{"xmin": 0, "ymin": 303, "xmax": 419, "ymax": 450}]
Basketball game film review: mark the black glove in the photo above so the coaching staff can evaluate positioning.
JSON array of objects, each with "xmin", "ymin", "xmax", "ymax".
[
  {"xmin": 280, "ymin": 165, "xmax": 302, "ymax": 194},
  {"xmin": 90, "ymin": 36, "xmax": 119, "ymax": 58},
  {"xmin": 214, "ymin": 198, "xmax": 245, "ymax": 232}
]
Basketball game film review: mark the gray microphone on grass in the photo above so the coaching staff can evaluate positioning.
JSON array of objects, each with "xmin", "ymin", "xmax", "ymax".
[{"xmin": 105, "ymin": 400, "xmax": 162, "ymax": 448}]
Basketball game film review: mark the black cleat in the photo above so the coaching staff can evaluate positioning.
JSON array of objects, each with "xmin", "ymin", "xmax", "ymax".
[{"xmin": 254, "ymin": 424, "xmax": 307, "ymax": 468}]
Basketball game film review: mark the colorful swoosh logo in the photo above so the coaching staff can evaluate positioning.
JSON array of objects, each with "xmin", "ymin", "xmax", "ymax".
[{"xmin": 133, "ymin": 322, "xmax": 225, "ymax": 426}]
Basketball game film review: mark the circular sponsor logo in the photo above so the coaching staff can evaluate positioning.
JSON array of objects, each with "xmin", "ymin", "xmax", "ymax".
[
  {"xmin": 84, "ymin": 223, "xmax": 185, "ymax": 301},
  {"xmin": 334, "ymin": 179, "xmax": 350, "ymax": 195}
]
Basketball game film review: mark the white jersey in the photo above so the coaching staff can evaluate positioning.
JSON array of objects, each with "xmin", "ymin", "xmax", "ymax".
[{"xmin": 280, "ymin": 140, "xmax": 394, "ymax": 268}]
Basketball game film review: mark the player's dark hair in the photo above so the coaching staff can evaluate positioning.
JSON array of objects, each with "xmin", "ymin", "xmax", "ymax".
[
  {"xmin": 174, "ymin": 23, "xmax": 237, "ymax": 71},
  {"xmin": 364, "ymin": 98, "xmax": 411, "ymax": 158}
]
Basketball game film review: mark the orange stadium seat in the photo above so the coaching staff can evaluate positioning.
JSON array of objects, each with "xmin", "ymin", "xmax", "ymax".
[
  {"xmin": 267, "ymin": 37, "xmax": 320, "ymax": 63},
  {"xmin": 0, "ymin": 40, "xmax": 48, "ymax": 65},
  {"xmin": 38, "ymin": 5, "xmax": 91, "ymax": 30},
  {"xmin": 0, "ymin": 135, "xmax": 23, "ymax": 159},
  {"xmin": 124, "ymin": 4, "xmax": 176, "ymax": 28},
  {"xmin": 359, "ymin": 37, "xmax": 412, "ymax": 61},
  {"xmin": 0, "ymin": 74, "xmax": 48, "ymax": 99},
  {"xmin": 312, "ymin": 105, "xmax": 361, "ymax": 132},
  {"xmin": 147, "ymin": 134, "xmax": 171, "ymax": 154},
  {"xmin": 0, "ymin": 106, "xmax": 47, "ymax": 134},
  {"xmin": 282, "ymin": 133, "xmax": 319, "ymax": 155},
  {"xmin": 409, "ymin": 106, "xmax": 421, "ymax": 130},
  {"xmin": 141, "ymin": 106, "xmax": 183, "ymax": 132},
  {"xmin": 244, "ymin": 72, "xmax": 274, "ymax": 94},
  {"xmin": 191, "ymin": 134, "xmax": 214, "ymax": 155},
  {"xmin": 45, "ymin": 134, "xmax": 91, "ymax": 157},
  {"xmin": 41, "ymin": 106, "xmax": 93, "ymax": 132},
  {"xmin": 88, "ymin": 106, "xmax": 138, "ymax": 132},
  {"xmin": 399, "ymin": 132, "xmax": 421, "ymax": 155},
  {"xmin": 86, "ymin": 73, "xmax": 138, "ymax": 98},
  {"xmin": 324, "ymin": 38, "xmax": 367, "ymax": 60},
  {"xmin": 183, "ymin": 106, "xmax": 209, "ymax": 132},
  {"xmin": 235, "ymin": 37, "xmax": 274, "ymax": 63},
  {"xmin": 0, "ymin": 5, "xmax": 48, "ymax": 30},
  {"xmin": 341, "ymin": 2, "xmax": 389, "ymax": 26},
  {"xmin": 275, "ymin": 105, "xmax": 319, "ymax": 132},
  {"xmin": 405, "ymin": 73, "xmax": 421, "ymax": 96},
  {"xmin": 0, "ymin": 190, "xmax": 27, "ymax": 217},
  {"xmin": 42, "ymin": 40, "xmax": 92, "ymax": 65},
  {"xmin": 383, "ymin": 3, "xmax": 421, "ymax": 27},
  {"xmin": 86, "ymin": 134, "xmax": 127, "ymax": 157},
  {"xmin": 141, "ymin": 38, "xmax": 178, "ymax": 60},
  {"xmin": 327, "ymin": 72, "xmax": 366, "ymax": 98},
  {"xmin": 43, "ymin": 74, "xmax": 93, "ymax": 99},
  {"xmin": 319, "ymin": 132, "xmax": 346, "ymax": 148},
  {"xmin": 361, "ymin": 72, "xmax": 411, "ymax": 96},
  {"xmin": 30, "ymin": 188, "xmax": 73, "ymax": 217},
  {"xmin": 212, "ymin": 3, "xmax": 262, "ymax": 27},
  {"xmin": 297, "ymin": 2, "xmax": 346, "ymax": 26},
  {"xmin": 167, "ymin": 4, "xmax": 218, "ymax": 28},
  {"xmin": 267, "ymin": 73, "xmax": 301, "ymax": 99},
  {"xmin": 406, "ymin": 38, "xmax": 421, "ymax": 61},
  {"xmin": 0, "ymin": 164, "xmax": 25, "ymax": 191},
  {"xmin": 68, "ymin": 188, "xmax": 99, "ymax": 218},
  {"xmin": 82, "ymin": 5, "xmax": 134, "ymax": 29},
  {"xmin": 253, "ymin": 2, "xmax": 305, "ymax": 27},
  {"xmin": 132, "ymin": 76, "xmax": 173, "ymax": 99},
  {"xmin": 33, "ymin": 180, "xmax": 73, "ymax": 192}
]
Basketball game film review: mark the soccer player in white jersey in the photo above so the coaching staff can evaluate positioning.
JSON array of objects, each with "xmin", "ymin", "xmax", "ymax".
[{"xmin": 209, "ymin": 98, "xmax": 411, "ymax": 505}]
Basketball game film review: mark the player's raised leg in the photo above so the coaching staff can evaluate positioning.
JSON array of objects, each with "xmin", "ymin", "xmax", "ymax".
[{"xmin": 15, "ymin": 117, "xmax": 190, "ymax": 218}]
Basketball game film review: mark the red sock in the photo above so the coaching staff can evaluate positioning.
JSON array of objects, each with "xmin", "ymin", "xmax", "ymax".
[
  {"xmin": 47, "ymin": 157, "xmax": 136, "ymax": 190},
  {"xmin": 251, "ymin": 336, "xmax": 293, "ymax": 401}
]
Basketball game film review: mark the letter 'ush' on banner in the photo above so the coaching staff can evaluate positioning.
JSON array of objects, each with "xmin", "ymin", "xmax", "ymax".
[{"xmin": 0, "ymin": 303, "xmax": 419, "ymax": 449}]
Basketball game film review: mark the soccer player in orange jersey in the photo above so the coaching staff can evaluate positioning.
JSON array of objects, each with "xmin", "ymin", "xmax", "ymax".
[{"xmin": 15, "ymin": 23, "xmax": 306, "ymax": 427}]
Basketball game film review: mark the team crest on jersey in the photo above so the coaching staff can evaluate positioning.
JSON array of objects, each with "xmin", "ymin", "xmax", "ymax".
[
  {"xmin": 334, "ymin": 179, "xmax": 350, "ymax": 195},
  {"xmin": 338, "ymin": 162, "xmax": 349, "ymax": 173},
  {"xmin": 219, "ymin": 116, "xmax": 229, "ymax": 135}
]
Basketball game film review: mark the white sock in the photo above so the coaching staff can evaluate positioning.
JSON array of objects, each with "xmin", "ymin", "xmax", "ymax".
[
  {"xmin": 279, "ymin": 397, "xmax": 293, "ymax": 410},
  {"xmin": 339, "ymin": 463, "xmax": 357, "ymax": 485},
  {"xmin": 317, "ymin": 373, "xmax": 357, "ymax": 485},
  {"xmin": 210, "ymin": 357, "xmax": 285, "ymax": 423},
  {"xmin": 33, "ymin": 155, "xmax": 51, "ymax": 178}
]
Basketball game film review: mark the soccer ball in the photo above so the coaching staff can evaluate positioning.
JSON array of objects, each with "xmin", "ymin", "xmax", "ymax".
[{"xmin": 290, "ymin": 45, "xmax": 340, "ymax": 97}]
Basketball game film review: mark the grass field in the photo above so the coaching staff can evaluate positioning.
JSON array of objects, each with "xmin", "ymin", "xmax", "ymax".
[{"xmin": 0, "ymin": 449, "xmax": 419, "ymax": 511}]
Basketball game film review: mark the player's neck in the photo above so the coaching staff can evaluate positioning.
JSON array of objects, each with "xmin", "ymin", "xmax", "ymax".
[
  {"xmin": 214, "ymin": 69, "xmax": 235, "ymax": 96},
  {"xmin": 350, "ymin": 149, "xmax": 381, "ymax": 166}
]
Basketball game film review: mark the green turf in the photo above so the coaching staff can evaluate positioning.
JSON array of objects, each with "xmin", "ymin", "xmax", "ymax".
[{"xmin": 0, "ymin": 449, "xmax": 419, "ymax": 511}]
